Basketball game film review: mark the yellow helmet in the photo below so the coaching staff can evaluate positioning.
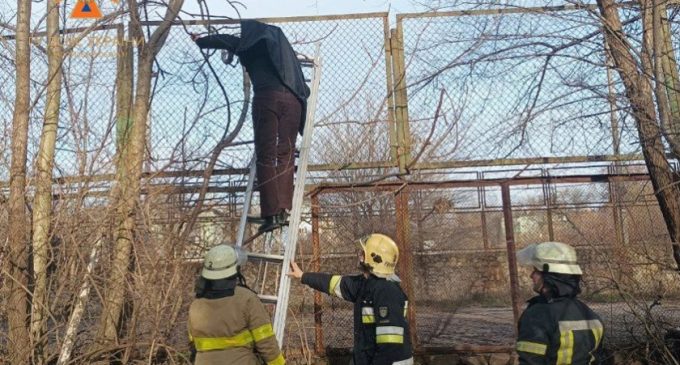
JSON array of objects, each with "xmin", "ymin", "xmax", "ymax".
[{"xmin": 358, "ymin": 234, "xmax": 399, "ymax": 277}]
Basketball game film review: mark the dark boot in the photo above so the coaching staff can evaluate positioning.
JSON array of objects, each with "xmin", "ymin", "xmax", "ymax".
[
  {"xmin": 276, "ymin": 210, "xmax": 290, "ymax": 226},
  {"xmin": 257, "ymin": 215, "xmax": 278, "ymax": 233}
]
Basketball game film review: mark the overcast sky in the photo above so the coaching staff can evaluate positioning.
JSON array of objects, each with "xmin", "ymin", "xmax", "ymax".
[
  {"xmin": 0, "ymin": 0, "xmax": 577, "ymax": 31},
  {"xmin": 210, "ymin": 0, "xmax": 419, "ymax": 18}
]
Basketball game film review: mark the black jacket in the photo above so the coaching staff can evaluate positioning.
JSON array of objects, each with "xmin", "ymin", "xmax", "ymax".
[
  {"xmin": 302, "ymin": 273, "xmax": 413, "ymax": 365},
  {"xmin": 195, "ymin": 20, "xmax": 310, "ymax": 134},
  {"xmin": 517, "ymin": 295, "xmax": 604, "ymax": 365}
]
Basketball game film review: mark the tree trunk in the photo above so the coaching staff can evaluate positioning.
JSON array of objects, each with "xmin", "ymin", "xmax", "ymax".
[
  {"xmin": 98, "ymin": 0, "xmax": 184, "ymax": 347},
  {"xmin": 30, "ymin": 1, "xmax": 63, "ymax": 362},
  {"xmin": 658, "ymin": 1, "xmax": 680, "ymax": 152},
  {"xmin": 642, "ymin": 0, "xmax": 680, "ymax": 158},
  {"xmin": 57, "ymin": 237, "xmax": 103, "ymax": 365},
  {"xmin": 4, "ymin": 0, "xmax": 33, "ymax": 362},
  {"xmin": 597, "ymin": 0, "xmax": 680, "ymax": 268}
]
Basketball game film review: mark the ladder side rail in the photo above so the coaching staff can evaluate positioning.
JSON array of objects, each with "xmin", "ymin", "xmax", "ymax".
[
  {"xmin": 273, "ymin": 49, "xmax": 323, "ymax": 346},
  {"xmin": 236, "ymin": 156, "xmax": 257, "ymax": 247}
]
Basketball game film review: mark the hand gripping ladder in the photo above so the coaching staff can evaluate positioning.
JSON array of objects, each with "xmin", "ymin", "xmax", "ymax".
[{"xmin": 234, "ymin": 46, "xmax": 321, "ymax": 347}]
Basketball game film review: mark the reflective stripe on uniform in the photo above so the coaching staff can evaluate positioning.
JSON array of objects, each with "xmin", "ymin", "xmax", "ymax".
[
  {"xmin": 376, "ymin": 334, "xmax": 404, "ymax": 344},
  {"xmin": 193, "ymin": 323, "xmax": 277, "ymax": 351},
  {"xmin": 267, "ymin": 353, "xmax": 286, "ymax": 365},
  {"xmin": 252, "ymin": 323, "xmax": 275, "ymax": 342},
  {"xmin": 590, "ymin": 324, "xmax": 604, "ymax": 364},
  {"xmin": 376, "ymin": 326, "xmax": 404, "ymax": 336},
  {"xmin": 193, "ymin": 329, "xmax": 254, "ymax": 351},
  {"xmin": 392, "ymin": 357, "xmax": 414, "ymax": 365},
  {"xmin": 557, "ymin": 328, "xmax": 574, "ymax": 364},
  {"xmin": 376, "ymin": 325, "xmax": 404, "ymax": 344},
  {"xmin": 362, "ymin": 307, "xmax": 375, "ymax": 324},
  {"xmin": 516, "ymin": 341, "xmax": 547, "ymax": 356},
  {"xmin": 556, "ymin": 320, "xmax": 603, "ymax": 365},
  {"xmin": 558, "ymin": 320, "xmax": 603, "ymax": 332},
  {"xmin": 329, "ymin": 275, "xmax": 342, "ymax": 298}
]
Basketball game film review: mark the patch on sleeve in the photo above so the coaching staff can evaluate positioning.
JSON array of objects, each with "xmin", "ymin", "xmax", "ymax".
[{"xmin": 379, "ymin": 306, "xmax": 389, "ymax": 318}]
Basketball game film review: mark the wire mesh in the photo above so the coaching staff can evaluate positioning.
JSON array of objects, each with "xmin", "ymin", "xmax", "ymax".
[
  {"xmin": 399, "ymin": 9, "xmax": 642, "ymax": 166},
  {"xmin": 0, "ymin": 5, "xmax": 679, "ymax": 362}
]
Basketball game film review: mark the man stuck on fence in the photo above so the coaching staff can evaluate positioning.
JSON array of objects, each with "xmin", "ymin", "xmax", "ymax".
[
  {"xmin": 515, "ymin": 241, "xmax": 604, "ymax": 365},
  {"xmin": 188, "ymin": 244, "xmax": 285, "ymax": 365},
  {"xmin": 288, "ymin": 233, "xmax": 414, "ymax": 365},
  {"xmin": 191, "ymin": 20, "xmax": 310, "ymax": 234}
]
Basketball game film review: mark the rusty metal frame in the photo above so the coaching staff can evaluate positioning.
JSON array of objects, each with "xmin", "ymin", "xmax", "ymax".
[
  {"xmin": 395, "ymin": 189, "xmax": 419, "ymax": 349},
  {"xmin": 393, "ymin": 2, "xmax": 653, "ymax": 171},
  {"xmin": 140, "ymin": 12, "xmax": 390, "ymax": 27},
  {"xmin": 309, "ymin": 172, "xmax": 652, "ymax": 194},
  {"xmin": 311, "ymin": 192, "xmax": 325, "ymax": 356},
  {"xmin": 309, "ymin": 170, "xmax": 658, "ymax": 353},
  {"xmin": 501, "ymin": 184, "xmax": 522, "ymax": 327}
]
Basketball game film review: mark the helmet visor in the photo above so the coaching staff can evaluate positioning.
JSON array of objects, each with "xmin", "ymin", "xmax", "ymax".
[{"xmin": 516, "ymin": 244, "xmax": 539, "ymax": 268}]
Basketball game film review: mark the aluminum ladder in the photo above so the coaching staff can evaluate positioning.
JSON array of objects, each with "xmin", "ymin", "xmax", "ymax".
[{"xmin": 234, "ymin": 46, "xmax": 321, "ymax": 347}]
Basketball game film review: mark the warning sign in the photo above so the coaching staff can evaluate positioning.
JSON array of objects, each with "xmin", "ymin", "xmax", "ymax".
[{"xmin": 70, "ymin": 0, "xmax": 102, "ymax": 19}]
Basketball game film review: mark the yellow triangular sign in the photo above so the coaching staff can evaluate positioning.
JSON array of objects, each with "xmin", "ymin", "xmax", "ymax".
[{"xmin": 71, "ymin": 0, "xmax": 102, "ymax": 19}]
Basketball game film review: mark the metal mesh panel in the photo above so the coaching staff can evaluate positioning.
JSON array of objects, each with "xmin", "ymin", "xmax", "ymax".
[
  {"xmin": 400, "ymin": 9, "xmax": 642, "ymax": 165},
  {"xmin": 147, "ymin": 15, "xmax": 392, "ymax": 176}
]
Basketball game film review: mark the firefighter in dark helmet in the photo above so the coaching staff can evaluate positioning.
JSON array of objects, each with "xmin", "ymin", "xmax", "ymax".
[
  {"xmin": 515, "ymin": 241, "xmax": 604, "ymax": 365},
  {"xmin": 188, "ymin": 244, "xmax": 285, "ymax": 365},
  {"xmin": 288, "ymin": 233, "xmax": 414, "ymax": 365}
]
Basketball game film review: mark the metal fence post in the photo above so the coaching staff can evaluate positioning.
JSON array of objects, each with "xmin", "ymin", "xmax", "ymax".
[
  {"xmin": 501, "ymin": 183, "xmax": 522, "ymax": 329},
  {"xmin": 311, "ymin": 192, "xmax": 325, "ymax": 356},
  {"xmin": 390, "ymin": 19, "xmax": 412, "ymax": 173},
  {"xmin": 383, "ymin": 15, "xmax": 399, "ymax": 166},
  {"xmin": 605, "ymin": 41, "xmax": 627, "ymax": 247},
  {"xmin": 479, "ymin": 172, "xmax": 490, "ymax": 249},
  {"xmin": 542, "ymin": 169, "xmax": 555, "ymax": 241},
  {"xmin": 395, "ymin": 187, "xmax": 419, "ymax": 350}
]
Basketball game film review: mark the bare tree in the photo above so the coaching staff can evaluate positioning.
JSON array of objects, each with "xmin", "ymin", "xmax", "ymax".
[
  {"xmin": 97, "ymin": 0, "xmax": 185, "ymax": 350},
  {"xmin": 596, "ymin": 0, "xmax": 680, "ymax": 269},
  {"xmin": 29, "ymin": 1, "xmax": 64, "ymax": 363},
  {"xmin": 4, "ymin": 0, "xmax": 32, "ymax": 362}
]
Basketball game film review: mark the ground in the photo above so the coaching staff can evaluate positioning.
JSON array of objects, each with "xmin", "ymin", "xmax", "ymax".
[{"xmin": 286, "ymin": 301, "xmax": 680, "ymax": 350}]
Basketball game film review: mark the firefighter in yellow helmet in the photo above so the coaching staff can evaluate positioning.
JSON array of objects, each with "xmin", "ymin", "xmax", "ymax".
[
  {"xmin": 515, "ymin": 242, "xmax": 604, "ymax": 365},
  {"xmin": 188, "ymin": 244, "xmax": 285, "ymax": 365},
  {"xmin": 288, "ymin": 233, "xmax": 414, "ymax": 365}
]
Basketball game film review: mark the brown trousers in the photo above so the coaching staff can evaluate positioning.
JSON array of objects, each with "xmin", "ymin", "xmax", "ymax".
[{"xmin": 252, "ymin": 89, "xmax": 301, "ymax": 217}]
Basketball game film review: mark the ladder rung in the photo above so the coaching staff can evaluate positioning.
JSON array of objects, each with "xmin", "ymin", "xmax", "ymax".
[
  {"xmin": 258, "ymin": 294, "xmax": 278, "ymax": 304},
  {"xmin": 248, "ymin": 252, "xmax": 285, "ymax": 263},
  {"xmin": 228, "ymin": 140, "xmax": 255, "ymax": 147},
  {"xmin": 246, "ymin": 216, "xmax": 267, "ymax": 224}
]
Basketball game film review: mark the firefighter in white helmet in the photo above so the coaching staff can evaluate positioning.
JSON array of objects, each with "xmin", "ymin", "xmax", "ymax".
[
  {"xmin": 288, "ymin": 233, "xmax": 414, "ymax": 365},
  {"xmin": 188, "ymin": 244, "xmax": 285, "ymax": 365},
  {"xmin": 515, "ymin": 242, "xmax": 604, "ymax": 365}
]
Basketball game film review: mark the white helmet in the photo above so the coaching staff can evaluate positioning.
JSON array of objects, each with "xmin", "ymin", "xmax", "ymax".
[
  {"xmin": 201, "ymin": 244, "xmax": 247, "ymax": 280},
  {"xmin": 516, "ymin": 242, "xmax": 582, "ymax": 275}
]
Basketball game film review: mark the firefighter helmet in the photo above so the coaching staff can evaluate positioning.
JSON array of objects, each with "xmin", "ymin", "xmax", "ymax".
[
  {"xmin": 517, "ymin": 241, "xmax": 582, "ymax": 275},
  {"xmin": 201, "ymin": 244, "xmax": 247, "ymax": 280},
  {"xmin": 358, "ymin": 234, "xmax": 399, "ymax": 277}
]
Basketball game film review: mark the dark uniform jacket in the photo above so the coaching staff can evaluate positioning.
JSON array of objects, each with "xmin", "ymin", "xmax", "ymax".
[
  {"xmin": 195, "ymin": 20, "xmax": 310, "ymax": 134},
  {"xmin": 188, "ymin": 285, "xmax": 285, "ymax": 365},
  {"xmin": 302, "ymin": 272, "xmax": 414, "ymax": 365},
  {"xmin": 517, "ymin": 295, "xmax": 604, "ymax": 365}
]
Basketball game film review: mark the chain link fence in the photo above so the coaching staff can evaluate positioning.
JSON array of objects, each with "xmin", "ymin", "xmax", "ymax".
[
  {"xmin": 0, "ymin": 3, "xmax": 679, "ymax": 363},
  {"xmin": 304, "ymin": 163, "xmax": 680, "ymax": 352}
]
